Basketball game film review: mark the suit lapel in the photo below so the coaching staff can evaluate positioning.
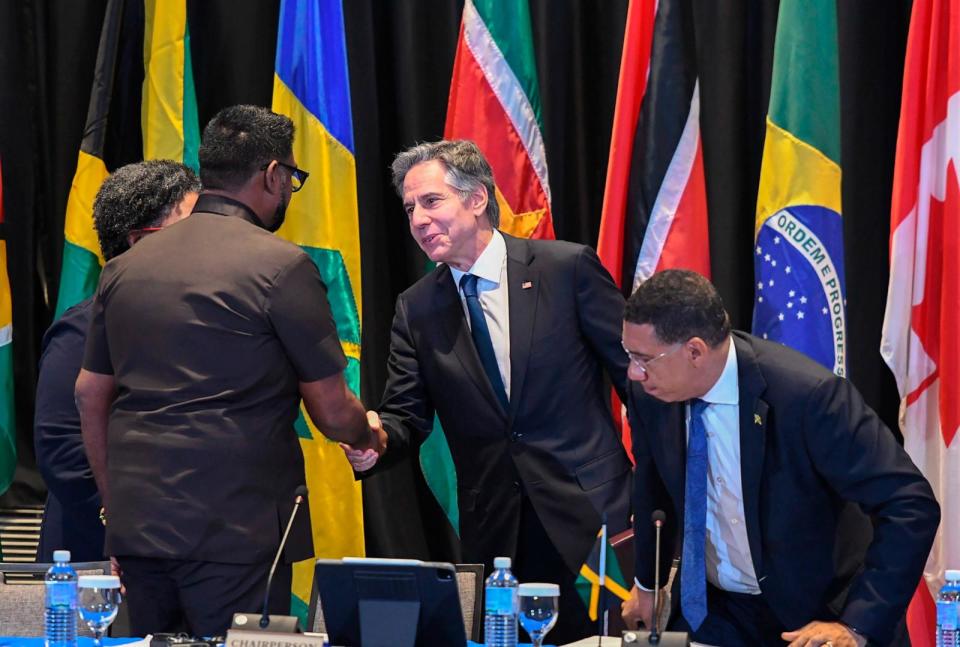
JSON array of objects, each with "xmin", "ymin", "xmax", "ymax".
[
  {"xmin": 504, "ymin": 235, "xmax": 539, "ymax": 423},
  {"xmin": 657, "ymin": 402, "xmax": 687, "ymax": 508},
  {"xmin": 733, "ymin": 332, "xmax": 768, "ymax": 580},
  {"xmin": 433, "ymin": 265, "xmax": 507, "ymax": 416}
]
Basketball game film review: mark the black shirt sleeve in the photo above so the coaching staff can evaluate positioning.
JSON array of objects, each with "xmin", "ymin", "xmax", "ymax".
[
  {"xmin": 266, "ymin": 253, "xmax": 347, "ymax": 382},
  {"xmin": 81, "ymin": 275, "xmax": 114, "ymax": 376}
]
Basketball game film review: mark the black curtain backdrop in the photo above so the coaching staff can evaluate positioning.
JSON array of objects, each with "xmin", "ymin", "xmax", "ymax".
[{"xmin": 0, "ymin": 0, "xmax": 909, "ymax": 561}]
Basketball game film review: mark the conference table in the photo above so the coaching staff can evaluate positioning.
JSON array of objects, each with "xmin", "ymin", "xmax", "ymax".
[{"xmin": 0, "ymin": 638, "xmax": 563, "ymax": 647}]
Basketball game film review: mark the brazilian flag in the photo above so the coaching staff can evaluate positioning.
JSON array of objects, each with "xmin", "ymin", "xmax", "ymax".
[{"xmin": 751, "ymin": 0, "xmax": 846, "ymax": 377}]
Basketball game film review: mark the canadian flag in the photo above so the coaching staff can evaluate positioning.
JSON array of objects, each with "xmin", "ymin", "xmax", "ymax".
[{"xmin": 880, "ymin": 0, "xmax": 960, "ymax": 645}]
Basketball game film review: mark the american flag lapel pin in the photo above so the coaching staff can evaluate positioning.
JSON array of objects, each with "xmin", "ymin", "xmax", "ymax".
[{"xmin": 521, "ymin": 280, "xmax": 533, "ymax": 290}]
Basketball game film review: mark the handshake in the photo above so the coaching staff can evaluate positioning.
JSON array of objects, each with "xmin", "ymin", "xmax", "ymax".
[{"xmin": 341, "ymin": 410, "xmax": 386, "ymax": 472}]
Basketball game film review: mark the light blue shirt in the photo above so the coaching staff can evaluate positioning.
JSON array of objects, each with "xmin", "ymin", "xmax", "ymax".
[
  {"xmin": 448, "ymin": 230, "xmax": 511, "ymax": 398},
  {"xmin": 688, "ymin": 338, "xmax": 760, "ymax": 594},
  {"xmin": 636, "ymin": 338, "xmax": 761, "ymax": 595}
]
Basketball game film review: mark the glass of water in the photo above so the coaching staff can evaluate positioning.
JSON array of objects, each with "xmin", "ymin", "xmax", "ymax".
[
  {"xmin": 77, "ymin": 575, "xmax": 122, "ymax": 647},
  {"xmin": 518, "ymin": 582, "xmax": 559, "ymax": 647}
]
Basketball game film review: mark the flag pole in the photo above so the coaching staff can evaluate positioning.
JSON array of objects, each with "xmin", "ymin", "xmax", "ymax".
[{"xmin": 598, "ymin": 517, "xmax": 608, "ymax": 644}]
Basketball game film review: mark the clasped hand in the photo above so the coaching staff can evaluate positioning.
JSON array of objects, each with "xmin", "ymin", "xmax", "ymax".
[{"xmin": 341, "ymin": 410, "xmax": 385, "ymax": 471}]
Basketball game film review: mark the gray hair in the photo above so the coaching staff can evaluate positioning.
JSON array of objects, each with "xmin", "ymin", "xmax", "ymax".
[{"xmin": 390, "ymin": 140, "xmax": 500, "ymax": 228}]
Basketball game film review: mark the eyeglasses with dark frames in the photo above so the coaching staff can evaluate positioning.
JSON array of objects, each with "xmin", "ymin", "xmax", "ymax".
[{"xmin": 261, "ymin": 160, "xmax": 310, "ymax": 192}]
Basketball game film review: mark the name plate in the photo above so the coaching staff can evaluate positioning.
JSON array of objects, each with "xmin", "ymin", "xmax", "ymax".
[{"xmin": 225, "ymin": 629, "xmax": 328, "ymax": 647}]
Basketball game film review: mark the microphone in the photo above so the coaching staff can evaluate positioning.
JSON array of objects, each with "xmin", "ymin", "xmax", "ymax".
[
  {"xmin": 260, "ymin": 485, "xmax": 308, "ymax": 629},
  {"xmin": 650, "ymin": 510, "xmax": 666, "ymax": 644},
  {"xmin": 620, "ymin": 510, "xmax": 690, "ymax": 646},
  {"xmin": 230, "ymin": 485, "xmax": 308, "ymax": 633}
]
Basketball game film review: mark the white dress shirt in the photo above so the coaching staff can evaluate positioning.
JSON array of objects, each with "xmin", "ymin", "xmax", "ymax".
[
  {"xmin": 449, "ymin": 230, "xmax": 511, "ymax": 399},
  {"xmin": 687, "ymin": 338, "xmax": 760, "ymax": 594}
]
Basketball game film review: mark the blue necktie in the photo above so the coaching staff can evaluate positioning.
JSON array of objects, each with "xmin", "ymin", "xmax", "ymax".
[
  {"xmin": 460, "ymin": 274, "xmax": 508, "ymax": 409},
  {"xmin": 681, "ymin": 398, "xmax": 709, "ymax": 631}
]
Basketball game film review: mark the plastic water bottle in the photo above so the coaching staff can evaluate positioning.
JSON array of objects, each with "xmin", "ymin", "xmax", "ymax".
[
  {"xmin": 484, "ymin": 556, "xmax": 518, "ymax": 647},
  {"xmin": 45, "ymin": 549, "xmax": 78, "ymax": 647},
  {"xmin": 938, "ymin": 570, "xmax": 960, "ymax": 647}
]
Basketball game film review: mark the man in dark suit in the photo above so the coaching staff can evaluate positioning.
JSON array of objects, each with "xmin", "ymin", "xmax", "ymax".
[
  {"xmin": 35, "ymin": 159, "xmax": 200, "ymax": 562},
  {"xmin": 345, "ymin": 139, "xmax": 631, "ymax": 642},
  {"xmin": 620, "ymin": 269, "xmax": 939, "ymax": 647}
]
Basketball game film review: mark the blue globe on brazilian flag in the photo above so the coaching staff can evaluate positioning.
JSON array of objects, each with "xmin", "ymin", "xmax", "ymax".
[{"xmin": 752, "ymin": 0, "xmax": 847, "ymax": 377}]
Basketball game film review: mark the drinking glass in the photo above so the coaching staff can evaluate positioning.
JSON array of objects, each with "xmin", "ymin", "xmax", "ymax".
[
  {"xmin": 518, "ymin": 582, "xmax": 559, "ymax": 647},
  {"xmin": 77, "ymin": 575, "xmax": 122, "ymax": 647}
]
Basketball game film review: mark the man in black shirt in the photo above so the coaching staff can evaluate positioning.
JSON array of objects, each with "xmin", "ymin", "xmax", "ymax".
[
  {"xmin": 76, "ymin": 105, "xmax": 382, "ymax": 636},
  {"xmin": 35, "ymin": 160, "xmax": 199, "ymax": 563}
]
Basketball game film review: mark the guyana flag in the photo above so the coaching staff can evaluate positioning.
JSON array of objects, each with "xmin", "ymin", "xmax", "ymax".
[
  {"xmin": 575, "ymin": 527, "xmax": 631, "ymax": 622},
  {"xmin": 421, "ymin": 0, "xmax": 556, "ymax": 538},
  {"xmin": 751, "ymin": 0, "xmax": 846, "ymax": 377},
  {"xmin": 0, "ymin": 159, "xmax": 16, "ymax": 497},
  {"xmin": 271, "ymin": 0, "xmax": 365, "ymax": 624},
  {"xmin": 56, "ymin": 0, "xmax": 198, "ymax": 317}
]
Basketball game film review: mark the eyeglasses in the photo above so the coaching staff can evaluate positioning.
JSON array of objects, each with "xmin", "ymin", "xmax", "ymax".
[
  {"xmin": 261, "ymin": 161, "xmax": 310, "ymax": 192},
  {"xmin": 621, "ymin": 341, "xmax": 683, "ymax": 374}
]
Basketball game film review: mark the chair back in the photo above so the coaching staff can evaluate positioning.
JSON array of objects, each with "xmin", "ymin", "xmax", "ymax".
[
  {"xmin": 454, "ymin": 563, "xmax": 484, "ymax": 643},
  {"xmin": 0, "ymin": 561, "xmax": 112, "ymax": 637}
]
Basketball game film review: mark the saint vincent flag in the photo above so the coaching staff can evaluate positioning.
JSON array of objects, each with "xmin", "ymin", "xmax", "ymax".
[
  {"xmin": 420, "ymin": 0, "xmax": 556, "ymax": 538},
  {"xmin": 56, "ymin": 0, "xmax": 198, "ymax": 317},
  {"xmin": 752, "ymin": 0, "xmax": 847, "ymax": 377},
  {"xmin": 0, "ymin": 159, "xmax": 17, "ymax": 497},
  {"xmin": 272, "ymin": 0, "xmax": 365, "ymax": 625},
  {"xmin": 575, "ymin": 528, "xmax": 631, "ymax": 622}
]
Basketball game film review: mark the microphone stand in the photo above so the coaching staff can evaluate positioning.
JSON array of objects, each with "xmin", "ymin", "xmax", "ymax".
[
  {"xmin": 620, "ymin": 510, "xmax": 688, "ymax": 645},
  {"xmin": 260, "ymin": 487, "xmax": 308, "ymax": 629},
  {"xmin": 650, "ymin": 514, "xmax": 664, "ymax": 644}
]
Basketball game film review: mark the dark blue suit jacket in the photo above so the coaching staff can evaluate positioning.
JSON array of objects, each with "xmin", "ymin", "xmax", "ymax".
[
  {"xmin": 375, "ymin": 234, "xmax": 632, "ymax": 575},
  {"xmin": 35, "ymin": 297, "xmax": 105, "ymax": 562},
  {"xmin": 627, "ymin": 331, "xmax": 939, "ymax": 645}
]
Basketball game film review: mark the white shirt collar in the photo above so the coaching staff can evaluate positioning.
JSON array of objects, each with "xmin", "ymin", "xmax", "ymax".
[
  {"xmin": 700, "ymin": 337, "xmax": 739, "ymax": 406},
  {"xmin": 449, "ymin": 229, "xmax": 506, "ymax": 289}
]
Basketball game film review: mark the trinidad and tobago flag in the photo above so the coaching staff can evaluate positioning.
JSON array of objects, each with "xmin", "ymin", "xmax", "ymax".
[
  {"xmin": 598, "ymin": 0, "xmax": 711, "ymax": 299},
  {"xmin": 597, "ymin": 0, "xmax": 710, "ymax": 456}
]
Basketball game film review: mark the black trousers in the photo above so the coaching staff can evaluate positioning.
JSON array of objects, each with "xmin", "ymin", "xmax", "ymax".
[
  {"xmin": 117, "ymin": 556, "xmax": 292, "ymax": 638},
  {"xmin": 513, "ymin": 495, "xmax": 594, "ymax": 645},
  {"xmin": 669, "ymin": 585, "xmax": 786, "ymax": 647}
]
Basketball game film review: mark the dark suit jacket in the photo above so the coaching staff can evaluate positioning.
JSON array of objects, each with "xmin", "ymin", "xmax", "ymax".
[
  {"xmin": 35, "ymin": 297, "xmax": 106, "ymax": 562},
  {"xmin": 627, "ymin": 331, "xmax": 940, "ymax": 645},
  {"xmin": 376, "ymin": 233, "xmax": 632, "ymax": 574}
]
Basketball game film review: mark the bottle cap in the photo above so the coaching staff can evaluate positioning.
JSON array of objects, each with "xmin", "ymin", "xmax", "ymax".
[
  {"xmin": 78, "ymin": 575, "xmax": 121, "ymax": 589},
  {"xmin": 493, "ymin": 557, "xmax": 511, "ymax": 569},
  {"xmin": 946, "ymin": 569, "xmax": 960, "ymax": 581},
  {"xmin": 519, "ymin": 582, "xmax": 560, "ymax": 597},
  {"xmin": 52, "ymin": 550, "xmax": 71, "ymax": 563}
]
